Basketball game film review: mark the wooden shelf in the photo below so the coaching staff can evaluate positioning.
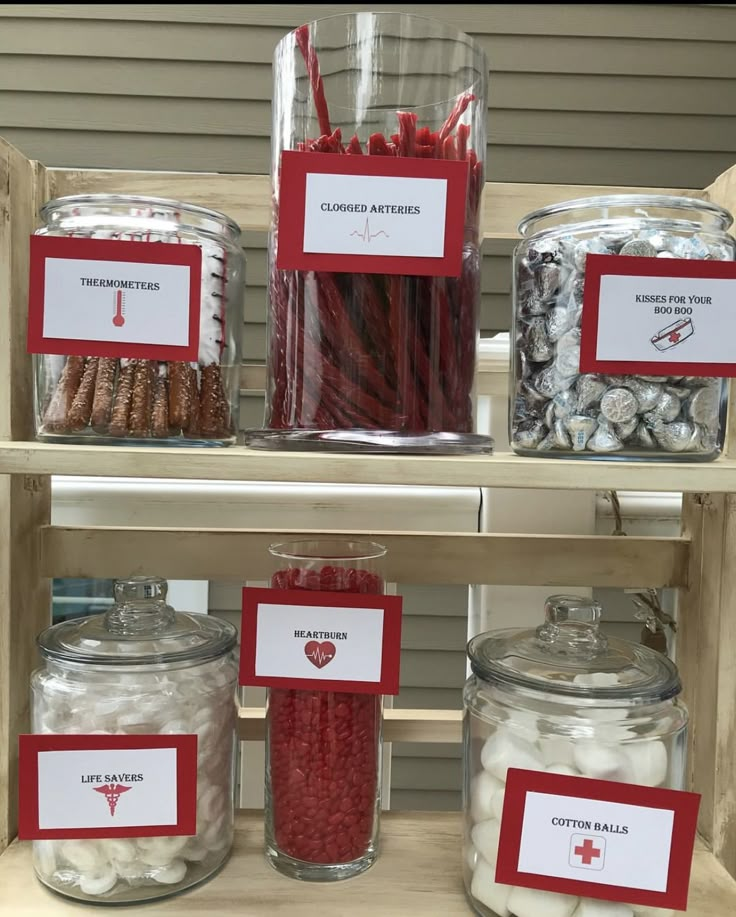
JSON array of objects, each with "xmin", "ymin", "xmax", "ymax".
[
  {"xmin": 0, "ymin": 813, "xmax": 733, "ymax": 916},
  {"xmin": 3, "ymin": 441, "xmax": 736, "ymax": 492}
]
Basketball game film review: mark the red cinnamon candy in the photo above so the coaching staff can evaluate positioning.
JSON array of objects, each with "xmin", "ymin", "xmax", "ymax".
[
  {"xmin": 265, "ymin": 20, "xmax": 485, "ymax": 441},
  {"xmin": 267, "ymin": 563, "xmax": 383, "ymax": 867}
]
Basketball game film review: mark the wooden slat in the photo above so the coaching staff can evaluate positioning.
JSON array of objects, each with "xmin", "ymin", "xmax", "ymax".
[
  {"xmin": 39, "ymin": 526, "xmax": 689, "ymax": 587},
  {"xmin": 0, "ymin": 813, "xmax": 732, "ymax": 916},
  {"xmin": 45, "ymin": 167, "xmax": 701, "ymax": 243},
  {"xmin": 238, "ymin": 707, "xmax": 462, "ymax": 744},
  {"xmin": 6, "ymin": 441, "xmax": 736, "ymax": 492}
]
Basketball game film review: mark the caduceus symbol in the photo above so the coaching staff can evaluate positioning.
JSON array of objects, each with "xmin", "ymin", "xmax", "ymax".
[{"xmin": 94, "ymin": 783, "xmax": 132, "ymax": 817}]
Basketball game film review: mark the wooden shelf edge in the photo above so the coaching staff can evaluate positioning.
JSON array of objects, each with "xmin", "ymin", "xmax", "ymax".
[
  {"xmin": 0, "ymin": 813, "xmax": 732, "ymax": 915},
  {"xmin": 238, "ymin": 707, "xmax": 463, "ymax": 743},
  {"xmin": 1, "ymin": 441, "xmax": 736, "ymax": 492}
]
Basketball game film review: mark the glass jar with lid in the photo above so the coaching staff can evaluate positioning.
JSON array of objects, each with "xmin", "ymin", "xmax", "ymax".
[
  {"xmin": 33, "ymin": 194, "xmax": 245, "ymax": 446},
  {"xmin": 30, "ymin": 576, "xmax": 238, "ymax": 904},
  {"xmin": 511, "ymin": 195, "xmax": 735, "ymax": 460},
  {"xmin": 463, "ymin": 595, "xmax": 688, "ymax": 917}
]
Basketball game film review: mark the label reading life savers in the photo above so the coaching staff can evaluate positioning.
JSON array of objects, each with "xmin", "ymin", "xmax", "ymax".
[
  {"xmin": 276, "ymin": 151, "xmax": 468, "ymax": 277},
  {"xmin": 495, "ymin": 768, "xmax": 700, "ymax": 911},
  {"xmin": 579, "ymin": 253, "xmax": 736, "ymax": 376},
  {"xmin": 27, "ymin": 235, "xmax": 201, "ymax": 360},
  {"xmin": 239, "ymin": 587, "xmax": 403, "ymax": 694},
  {"xmin": 18, "ymin": 734, "xmax": 197, "ymax": 840}
]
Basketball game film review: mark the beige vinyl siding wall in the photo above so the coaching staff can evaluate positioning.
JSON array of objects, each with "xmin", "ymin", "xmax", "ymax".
[{"xmin": 1, "ymin": 4, "xmax": 734, "ymax": 811}]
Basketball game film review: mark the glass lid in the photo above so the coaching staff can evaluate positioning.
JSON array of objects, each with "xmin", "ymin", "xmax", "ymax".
[
  {"xmin": 38, "ymin": 576, "xmax": 237, "ymax": 667},
  {"xmin": 467, "ymin": 595, "xmax": 681, "ymax": 703}
]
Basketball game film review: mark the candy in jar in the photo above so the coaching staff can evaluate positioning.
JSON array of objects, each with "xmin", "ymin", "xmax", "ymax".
[
  {"xmin": 265, "ymin": 540, "xmax": 385, "ymax": 880},
  {"xmin": 463, "ymin": 595, "xmax": 688, "ymax": 917},
  {"xmin": 30, "ymin": 576, "xmax": 238, "ymax": 903},
  {"xmin": 511, "ymin": 195, "xmax": 735, "ymax": 460}
]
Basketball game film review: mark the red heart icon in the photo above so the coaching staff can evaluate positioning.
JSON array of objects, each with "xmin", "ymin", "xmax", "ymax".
[{"xmin": 304, "ymin": 640, "xmax": 336, "ymax": 669}]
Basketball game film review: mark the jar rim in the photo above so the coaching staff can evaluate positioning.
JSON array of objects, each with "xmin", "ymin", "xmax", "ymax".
[
  {"xmin": 268, "ymin": 539, "xmax": 387, "ymax": 562},
  {"xmin": 40, "ymin": 193, "xmax": 242, "ymax": 240},
  {"xmin": 518, "ymin": 194, "xmax": 733, "ymax": 237}
]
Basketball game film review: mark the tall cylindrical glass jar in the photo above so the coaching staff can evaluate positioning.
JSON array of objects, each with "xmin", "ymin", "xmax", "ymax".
[
  {"xmin": 247, "ymin": 12, "xmax": 491, "ymax": 454},
  {"xmin": 265, "ymin": 540, "xmax": 385, "ymax": 881},
  {"xmin": 33, "ymin": 195, "xmax": 245, "ymax": 446},
  {"xmin": 463, "ymin": 595, "xmax": 688, "ymax": 917},
  {"xmin": 30, "ymin": 577, "xmax": 238, "ymax": 904},
  {"xmin": 510, "ymin": 195, "xmax": 735, "ymax": 460}
]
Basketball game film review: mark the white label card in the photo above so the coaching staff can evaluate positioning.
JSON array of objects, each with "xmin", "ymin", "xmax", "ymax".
[{"xmin": 303, "ymin": 172, "xmax": 448, "ymax": 259}]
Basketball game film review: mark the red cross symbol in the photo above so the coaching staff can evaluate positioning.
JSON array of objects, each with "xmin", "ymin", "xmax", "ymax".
[
  {"xmin": 668, "ymin": 331, "xmax": 681, "ymax": 344},
  {"xmin": 574, "ymin": 838, "xmax": 602, "ymax": 865}
]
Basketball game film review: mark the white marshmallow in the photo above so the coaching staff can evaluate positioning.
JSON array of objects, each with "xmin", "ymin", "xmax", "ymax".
[
  {"xmin": 508, "ymin": 886, "xmax": 579, "ymax": 917},
  {"xmin": 471, "ymin": 770, "xmax": 503, "ymax": 823},
  {"xmin": 481, "ymin": 730, "xmax": 543, "ymax": 783},
  {"xmin": 470, "ymin": 819, "xmax": 502, "ymax": 868},
  {"xmin": 573, "ymin": 744, "xmax": 634, "ymax": 782},
  {"xmin": 573, "ymin": 673, "xmax": 620, "ymax": 687},
  {"xmin": 546, "ymin": 764, "xmax": 579, "ymax": 776},
  {"xmin": 574, "ymin": 900, "xmax": 634, "ymax": 916},
  {"xmin": 463, "ymin": 842, "xmax": 479, "ymax": 872},
  {"xmin": 152, "ymin": 859, "xmax": 188, "ymax": 885},
  {"xmin": 470, "ymin": 858, "xmax": 512, "ymax": 916},
  {"xmin": 540, "ymin": 737, "xmax": 576, "ymax": 768},
  {"xmin": 623, "ymin": 742, "xmax": 668, "ymax": 787},
  {"xmin": 79, "ymin": 866, "xmax": 117, "ymax": 896},
  {"xmin": 491, "ymin": 786, "xmax": 506, "ymax": 820},
  {"xmin": 631, "ymin": 907, "xmax": 675, "ymax": 917}
]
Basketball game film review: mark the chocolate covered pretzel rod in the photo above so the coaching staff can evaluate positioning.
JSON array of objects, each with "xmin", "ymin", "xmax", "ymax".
[
  {"xmin": 199, "ymin": 363, "xmax": 228, "ymax": 437},
  {"xmin": 90, "ymin": 358, "xmax": 118, "ymax": 433},
  {"xmin": 67, "ymin": 358, "xmax": 99, "ymax": 431},
  {"xmin": 109, "ymin": 360, "xmax": 136, "ymax": 437},
  {"xmin": 42, "ymin": 356, "xmax": 85, "ymax": 433},
  {"xmin": 184, "ymin": 365, "xmax": 201, "ymax": 438},
  {"xmin": 129, "ymin": 360, "xmax": 155, "ymax": 437},
  {"xmin": 152, "ymin": 365, "xmax": 170, "ymax": 439},
  {"xmin": 168, "ymin": 361, "xmax": 192, "ymax": 431}
]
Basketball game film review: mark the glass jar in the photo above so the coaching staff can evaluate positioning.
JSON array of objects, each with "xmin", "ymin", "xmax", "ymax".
[
  {"xmin": 463, "ymin": 595, "xmax": 688, "ymax": 917},
  {"xmin": 246, "ymin": 12, "xmax": 492, "ymax": 454},
  {"xmin": 34, "ymin": 194, "xmax": 245, "ymax": 446},
  {"xmin": 30, "ymin": 577, "xmax": 238, "ymax": 903},
  {"xmin": 265, "ymin": 540, "xmax": 385, "ymax": 880},
  {"xmin": 510, "ymin": 195, "xmax": 735, "ymax": 460}
]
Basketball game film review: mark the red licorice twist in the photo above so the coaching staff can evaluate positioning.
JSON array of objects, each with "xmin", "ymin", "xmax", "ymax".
[
  {"xmin": 268, "ymin": 565, "xmax": 382, "ymax": 865},
  {"xmin": 267, "ymin": 23, "xmax": 483, "ymax": 435}
]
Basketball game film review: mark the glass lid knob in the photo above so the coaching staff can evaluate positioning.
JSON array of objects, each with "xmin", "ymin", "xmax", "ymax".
[
  {"xmin": 535, "ymin": 594, "xmax": 609, "ymax": 658},
  {"xmin": 104, "ymin": 576, "xmax": 176, "ymax": 636}
]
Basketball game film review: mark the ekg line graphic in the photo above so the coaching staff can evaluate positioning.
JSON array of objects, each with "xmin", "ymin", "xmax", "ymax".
[
  {"xmin": 349, "ymin": 217, "xmax": 389, "ymax": 243},
  {"xmin": 307, "ymin": 647, "xmax": 334, "ymax": 666}
]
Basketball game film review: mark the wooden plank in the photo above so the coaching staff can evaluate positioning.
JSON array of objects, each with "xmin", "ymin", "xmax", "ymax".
[
  {"xmin": 6, "ymin": 441, "xmax": 736, "ymax": 491},
  {"xmin": 0, "ymin": 813, "xmax": 732, "ymax": 915},
  {"xmin": 237, "ymin": 707, "xmax": 463, "ymax": 744},
  {"xmin": 38, "ymin": 526, "xmax": 689, "ymax": 587},
  {"xmin": 45, "ymin": 168, "xmax": 702, "ymax": 243}
]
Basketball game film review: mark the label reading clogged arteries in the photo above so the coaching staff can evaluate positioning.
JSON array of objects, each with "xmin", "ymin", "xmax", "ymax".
[
  {"xmin": 27, "ymin": 235, "xmax": 201, "ymax": 360},
  {"xmin": 239, "ymin": 587, "xmax": 403, "ymax": 694},
  {"xmin": 18, "ymin": 734, "xmax": 197, "ymax": 840},
  {"xmin": 276, "ymin": 151, "xmax": 468, "ymax": 277},
  {"xmin": 495, "ymin": 768, "xmax": 700, "ymax": 911},
  {"xmin": 579, "ymin": 253, "xmax": 736, "ymax": 376}
]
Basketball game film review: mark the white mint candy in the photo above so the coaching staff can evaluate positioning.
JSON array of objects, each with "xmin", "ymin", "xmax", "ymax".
[
  {"xmin": 540, "ymin": 737, "xmax": 576, "ymax": 768},
  {"xmin": 574, "ymin": 899, "xmax": 634, "ymax": 916},
  {"xmin": 508, "ymin": 886, "xmax": 579, "ymax": 917},
  {"xmin": 61, "ymin": 840, "xmax": 105, "ymax": 871},
  {"xmin": 470, "ymin": 819, "xmax": 502, "ymax": 868},
  {"xmin": 623, "ymin": 741, "xmax": 668, "ymax": 787},
  {"xmin": 471, "ymin": 771, "xmax": 503, "ymax": 823},
  {"xmin": 481, "ymin": 730, "xmax": 543, "ymax": 782},
  {"xmin": 470, "ymin": 858, "xmax": 512, "ymax": 917},
  {"xmin": 152, "ymin": 859, "xmax": 188, "ymax": 885},
  {"xmin": 574, "ymin": 744, "xmax": 634, "ymax": 782},
  {"xmin": 79, "ymin": 867, "xmax": 117, "ymax": 896},
  {"xmin": 35, "ymin": 840, "xmax": 57, "ymax": 875},
  {"xmin": 100, "ymin": 839, "xmax": 136, "ymax": 863},
  {"xmin": 491, "ymin": 786, "xmax": 506, "ymax": 820}
]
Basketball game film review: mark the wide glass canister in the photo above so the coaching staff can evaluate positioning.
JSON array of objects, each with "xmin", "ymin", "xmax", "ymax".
[
  {"xmin": 463, "ymin": 595, "xmax": 688, "ymax": 917},
  {"xmin": 247, "ymin": 12, "xmax": 491, "ymax": 454},
  {"xmin": 31, "ymin": 577, "xmax": 238, "ymax": 904},
  {"xmin": 510, "ymin": 195, "xmax": 736, "ymax": 460},
  {"xmin": 34, "ymin": 195, "xmax": 245, "ymax": 446},
  {"xmin": 265, "ymin": 540, "xmax": 385, "ymax": 880}
]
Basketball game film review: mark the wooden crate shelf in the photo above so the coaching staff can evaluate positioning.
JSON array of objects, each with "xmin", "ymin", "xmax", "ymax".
[
  {"xmin": 3, "ymin": 133, "xmax": 736, "ymax": 912},
  {"xmin": 0, "ymin": 813, "xmax": 733, "ymax": 916}
]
